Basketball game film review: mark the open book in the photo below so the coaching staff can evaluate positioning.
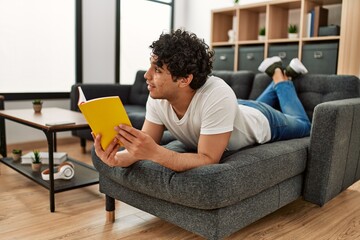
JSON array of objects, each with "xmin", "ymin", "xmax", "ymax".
[{"xmin": 77, "ymin": 86, "xmax": 132, "ymax": 149}]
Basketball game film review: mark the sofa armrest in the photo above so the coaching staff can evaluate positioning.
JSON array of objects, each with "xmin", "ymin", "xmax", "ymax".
[
  {"xmin": 303, "ymin": 98, "xmax": 360, "ymax": 206},
  {"xmin": 70, "ymin": 83, "xmax": 132, "ymax": 112}
]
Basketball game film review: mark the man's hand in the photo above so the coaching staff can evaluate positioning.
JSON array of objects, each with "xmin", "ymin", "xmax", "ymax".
[
  {"xmin": 93, "ymin": 121, "xmax": 164, "ymax": 168},
  {"xmin": 93, "ymin": 133, "xmax": 120, "ymax": 167},
  {"xmin": 114, "ymin": 124, "xmax": 160, "ymax": 160}
]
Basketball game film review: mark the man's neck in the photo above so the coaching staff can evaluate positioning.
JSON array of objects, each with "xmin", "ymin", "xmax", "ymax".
[{"xmin": 170, "ymin": 89, "xmax": 196, "ymax": 120}]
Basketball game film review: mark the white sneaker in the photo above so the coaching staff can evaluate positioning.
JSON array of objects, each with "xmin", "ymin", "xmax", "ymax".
[
  {"xmin": 289, "ymin": 58, "xmax": 308, "ymax": 75},
  {"xmin": 258, "ymin": 56, "xmax": 282, "ymax": 72}
]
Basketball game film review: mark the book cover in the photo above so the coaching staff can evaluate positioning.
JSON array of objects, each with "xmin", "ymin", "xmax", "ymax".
[
  {"xmin": 307, "ymin": 12, "xmax": 312, "ymax": 37},
  {"xmin": 310, "ymin": 9, "xmax": 315, "ymax": 37},
  {"xmin": 77, "ymin": 86, "xmax": 132, "ymax": 149},
  {"xmin": 313, "ymin": 6, "xmax": 328, "ymax": 37},
  {"xmin": 21, "ymin": 152, "xmax": 67, "ymax": 165}
]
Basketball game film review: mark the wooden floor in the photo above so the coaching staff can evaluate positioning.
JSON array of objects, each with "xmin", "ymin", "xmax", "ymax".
[{"xmin": 1, "ymin": 137, "xmax": 360, "ymax": 240}]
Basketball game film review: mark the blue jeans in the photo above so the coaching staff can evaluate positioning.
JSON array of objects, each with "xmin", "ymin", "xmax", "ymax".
[{"xmin": 238, "ymin": 81, "xmax": 311, "ymax": 141}]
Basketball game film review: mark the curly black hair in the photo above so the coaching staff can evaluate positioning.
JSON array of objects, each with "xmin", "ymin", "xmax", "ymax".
[{"xmin": 150, "ymin": 29, "xmax": 214, "ymax": 90}]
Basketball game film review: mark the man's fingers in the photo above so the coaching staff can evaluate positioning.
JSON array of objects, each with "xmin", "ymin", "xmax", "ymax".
[
  {"xmin": 118, "ymin": 129, "xmax": 136, "ymax": 143},
  {"xmin": 116, "ymin": 124, "xmax": 140, "ymax": 137},
  {"xmin": 109, "ymin": 146, "xmax": 118, "ymax": 160},
  {"xmin": 93, "ymin": 133, "xmax": 117, "ymax": 160},
  {"xmin": 93, "ymin": 134, "xmax": 103, "ymax": 154},
  {"xmin": 102, "ymin": 138, "xmax": 118, "ymax": 155}
]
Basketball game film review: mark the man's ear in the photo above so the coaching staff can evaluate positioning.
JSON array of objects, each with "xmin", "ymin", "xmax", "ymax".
[{"xmin": 178, "ymin": 74, "xmax": 193, "ymax": 87}]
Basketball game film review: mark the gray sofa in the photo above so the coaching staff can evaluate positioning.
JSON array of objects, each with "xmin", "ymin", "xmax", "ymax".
[{"xmin": 88, "ymin": 71, "xmax": 360, "ymax": 239}]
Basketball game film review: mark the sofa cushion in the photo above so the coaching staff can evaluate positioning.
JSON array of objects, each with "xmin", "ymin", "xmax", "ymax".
[
  {"xmin": 127, "ymin": 111, "xmax": 146, "ymax": 130},
  {"xmin": 248, "ymin": 73, "xmax": 272, "ymax": 100},
  {"xmin": 128, "ymin": 70, "xmax": 149, "ymax": 106},
  {"xmin": 248, "ymin": 73, "xmax": 360, "ymax": 121},
  {"xmin": 293, "ymin": 74, "xmax": 360, "ymax": 120},
  {"xmin": 92, "ymin": 137, "xmax": 309, "ymax": 210},
  {"xmin": 212, "ymin": 70, "xmax": 255, "ymax": 99}
]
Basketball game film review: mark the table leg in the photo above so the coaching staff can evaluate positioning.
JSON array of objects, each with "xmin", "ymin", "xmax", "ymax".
[
  {"xmin": 53, "ymin": 132, "xmax": 57, "ymax": 152},
  {"xmin": 0, "ymin": 116, "xmax": 6, "ymax": 158},
  {"xmin": 45, "ymin": 131, "xmax": 55, "ymax": 212},
  {"xmin": 0, "ymin": 97, "xmax": 6, "ymax": 158}
]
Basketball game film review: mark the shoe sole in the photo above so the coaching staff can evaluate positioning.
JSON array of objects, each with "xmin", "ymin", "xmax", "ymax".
[
  {"xmin": 289, "ymin": 58, "xmax": 308, "ymax": 74},
  {"xmin": 258, "ymin": 56, "xmax": 282, "ymax": 72}
]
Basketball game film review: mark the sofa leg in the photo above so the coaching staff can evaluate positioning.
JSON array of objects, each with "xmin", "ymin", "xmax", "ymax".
[
  {"xmin": 106, "ymin": 195, "xmax": 115, "ymax": 223},
  {"xmin": 106, "ymin": 211, "xmax": 115, "ymax": 223}
]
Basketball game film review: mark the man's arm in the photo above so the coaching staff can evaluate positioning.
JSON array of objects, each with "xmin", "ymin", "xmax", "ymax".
[
  {"xmin": 153, "ymin": 132, "xmax": 231, "ymax": 172},
  {"xmin": 116, "ymin": 122, "xmax": 231, "ymax": 172},
  {"xmin": 140, "ymin": 119, "xmax": 165, "ymax": 144},
  {"xmin": 110, "ymin": 120, "xmax": 165, "ymax": 166},
  {"xmin": 93, "ymin": 120, "xmax": 165, "ymax": 167}
]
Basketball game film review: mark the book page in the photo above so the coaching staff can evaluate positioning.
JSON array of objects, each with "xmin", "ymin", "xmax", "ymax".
[{"xmin": 78, "ymin": 86, "xmax": 87, "ymax": 105}]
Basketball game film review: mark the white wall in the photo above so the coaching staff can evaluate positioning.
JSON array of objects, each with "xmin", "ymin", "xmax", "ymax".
[
  {"xmin": 4, "ymin": 0, "xmax": 264, "ymax": 144},
  {"xmin": 4, "ymin": 0, "xmax": 116, "ymax": 145},
  {"xmin": 82, "ymin": 0, "xmax": 116, "ymax": 84}
]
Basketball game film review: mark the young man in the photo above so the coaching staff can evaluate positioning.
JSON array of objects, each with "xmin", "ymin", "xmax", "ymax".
[{"xmin": 93, "ymin": 29, "xmax": 310, "ymax": 172}]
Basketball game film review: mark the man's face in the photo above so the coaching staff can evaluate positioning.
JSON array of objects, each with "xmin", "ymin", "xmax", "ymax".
[{"xmin": 144, "ymin": 55, "xmax": 179, "ymax": 100}]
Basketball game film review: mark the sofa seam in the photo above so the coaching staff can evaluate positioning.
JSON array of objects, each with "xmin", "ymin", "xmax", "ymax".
[{"xmin": 342, "ymin": 105, "xmax": 358, "ymax": 187}]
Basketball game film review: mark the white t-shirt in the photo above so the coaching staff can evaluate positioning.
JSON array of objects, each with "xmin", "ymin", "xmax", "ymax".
[{"xmin": 145, "ymin": 75, "xmax": 271, "ymax": 151}]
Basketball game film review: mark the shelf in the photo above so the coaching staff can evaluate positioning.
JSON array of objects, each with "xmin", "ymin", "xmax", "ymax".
[
  {"xmin": 268, "ymin": 38, "xmax": 299, "ymax": 43},
  {"xmin": 238, "ymin": 40, "xmax": 265, "ymax": 45},
  {"xmin": 211, "ymin": 9, "xmax": 236, "ymax": 43},
  {"xmin": 0, "ymin": 157, "xmax": 99, "ymax": 193},
  {"xmin": 302, "ymin": 36, "xmax": 340, "ymax": 42},
  {"xmin": 268, "ymin": 0, "xmax": 302, "ymax": 8},
  {"xmin": 211, "ymin": 0, "xmax": 360, "ymax": 76},
  {"xmin": 238, "ymin": 6, "xmax": 266, "ymax": 41},
  {"xmin": 268, "ymin": 0, "xmax": 301, "ymax": 40},
  {"xmin": 310, "ymin": 0, "xmax": 342, "ymax": 4},
  {"xmin": 212, "ymin": 42, "xmax": 236, "ymax": 47}
]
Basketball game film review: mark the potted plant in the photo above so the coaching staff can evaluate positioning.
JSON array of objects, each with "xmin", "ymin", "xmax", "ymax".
[
  {"xmin": 234, "ymin": 0, "xmax": 240, "ymax": 4},
  {"xmin": 31, "ymin": 150, "xmax": 42, "ymax": 172},
  {"xmin": 288, "ymin": 24, "xmax": 298, "ymax": 39},
  {"xmin": 258, "ymin": 27, "xmax": 266, "ymax": 41},
  {"xmin": 12, "ymin": 149, "xmax": 22, "ymax": 162},
  {"xmin": 32, "ymin": 99, "xmax": 43, "ymax": 113}
]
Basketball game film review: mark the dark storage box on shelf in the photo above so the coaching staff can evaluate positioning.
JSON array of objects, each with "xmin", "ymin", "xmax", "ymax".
[
  {"xmin": 238, "ymin": 45, "xmax": 264, "ymax": 73},
  {"xmin": 302, "ymin": 42, "xmax": 339, "ymax": 75},
  {"xmin": 319, "ymin": 25, "xmax": 340, "ymax": 37},
  {"xmin": 268, "ymin": 44, "xmax": 299, "ymax": 67},
  {"xmin": 213, "ymin": 47, "xmax": 235, "ymax": 71}
]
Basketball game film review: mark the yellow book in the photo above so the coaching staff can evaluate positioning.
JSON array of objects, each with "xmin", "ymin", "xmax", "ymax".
[{"xmin": 77, "ymin": 86, "xmax": 132, "ymax": 149}]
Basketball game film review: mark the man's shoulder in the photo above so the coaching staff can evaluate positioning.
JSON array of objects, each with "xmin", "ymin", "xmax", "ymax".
[
  {"xmin": 207, "ymin": 75, "xmax": 225, "ymax": 83},
  {"xmin": 201, "ymin": 75, "xmax": 233, "ymax": 93}
]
